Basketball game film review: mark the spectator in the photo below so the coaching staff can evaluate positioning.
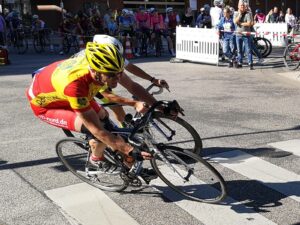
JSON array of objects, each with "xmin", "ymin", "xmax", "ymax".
[
  {"xmin": 269, "ymin": 7, "xmax": 279, "ymax": 23},
  {"xmin": 254, "ymin": 9, "xmax": 265, "ymax": 23},
  {"xmin": 195, "ymin": 5, "xmax": 212, "ymax": 28},
  {"xmin": 107, "ymin": 15, "xmax": 118, "ymax": 36},
  {"xmin": 0, "ymin": 13, "xmax": 6, "ymax": 46},
  {"xmin": 285, "ymin": 8, "xmax": 296, "ymax": 31},
  {"xmin": 234, "ymin": 1, "xmax": 254, "ymax": 69},
  {"xmin": 265, "ymin": 9, "xmax": 273, "ymax": 23},
  {"xmin": 181, "ymin": 7, "xmax": 194, "ymax": 27},
  {"xmin": 217, "ymin": 7, "xmax": 236, "ymax": 67},
  {"xmin": 90, "ymin": 9, "xmax": 105, "ymax": 34},
  {"xmin": 103, "ymin": 8, "xmax": 112, "ymax": 34},
  {"xmin": 278, "ymin": 10, "xmax": 285, "ymax": 23},
  {"xmin": 210, "ymin": 0, "xmax": 223, "ymax": 28}
]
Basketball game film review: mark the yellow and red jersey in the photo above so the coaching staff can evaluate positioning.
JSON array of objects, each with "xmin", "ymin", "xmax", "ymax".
[{"xmin": 28, "ymin": 56, "xmax": 107, "ymax": 113}]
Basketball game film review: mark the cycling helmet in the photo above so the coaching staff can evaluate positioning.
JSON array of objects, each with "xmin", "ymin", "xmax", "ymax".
[
  {"xmin": 85, "ymin": 42, "xmax": 124, "ymax": 74},
  {"xmin": 122, "ymin": 9, "xmax": 129, "ymax": 15},
  {"xmin": 204, "ymin": 4, "xmax": 210, "ymax": 11},
  {"xmin": 213, "ymin": 0, "xmax": 222, "ymax": 6},
  {"xmin": 149, "ymin": 8, "xmax": 157, "ymax": 13},
  {"xmin": 166, "ymin": 7, "xmax": 173, "ymax": 13},
  {"xmin": 255, "ymin": 9, "xmax": 261, "ymax": 14},
  {"xmin": 32, "ymin": 14, "xmax": 39, "ymax": 20},
  {"xmin": 93, "ymin": 34, "xmax": 124, "ymax": 55}
]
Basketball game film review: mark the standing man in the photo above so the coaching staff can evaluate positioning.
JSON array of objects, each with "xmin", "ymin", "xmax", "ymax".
[
  {"xmin": 210, "ymin": 0, "xmax": 223, "ymax": 28},
  {"xmin": 234, "ymin": 1, "xmax": 254, "ymax": 70}
]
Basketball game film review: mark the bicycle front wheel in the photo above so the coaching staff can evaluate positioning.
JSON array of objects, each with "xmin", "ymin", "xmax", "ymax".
[
  {"xmin": 283, "ymin": 43, "xmax": 300, "ymax": 70},
  {"xmin": 56, "ymin": 137, "xmax": 128, "ymax": 192},
  {"xmin": 151, "ymin": 146, "xmax": 226, "ymax": 203},
  {"xmin": 146, "ymin": 112, "xmax": 202, "ymax": 154}
]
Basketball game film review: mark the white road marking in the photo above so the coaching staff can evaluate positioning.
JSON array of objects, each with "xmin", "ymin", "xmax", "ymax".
[
  {"xmin": 268, "ymin": 139, "xmax": 300, "ymax": 157},
  {"xmin": 151, "ymin": 172, "xmax": 276, "ymax": 225},
  {"xmin": 210, "ymin": 150, "xmax": 300, "ymax": 202},
  {"xmin": 45, "ymin": 183, "xmax": 139, "ymax": 225}
]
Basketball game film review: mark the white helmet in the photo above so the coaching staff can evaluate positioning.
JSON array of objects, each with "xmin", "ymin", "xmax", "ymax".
[
  {"xmin": 214, "ymin": 0, "xmax": 222, "ymax": 6},
  {"xmin": 122, "ymin": 9, "xmax": 129, "ymax": 15},
  {"xmin": 93, "ymin": 35, "xmax": 124, "ymax": 55},
  {"xmin": 166, "ymin": 7, "xmax": 173, "ymax": 13},
  {"xmin": 32, "ymin": 14, "xmax": 39, "ymax": 19}
]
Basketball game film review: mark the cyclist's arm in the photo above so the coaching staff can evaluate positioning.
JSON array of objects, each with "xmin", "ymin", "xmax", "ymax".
[
  {"xmin": 77, "ymin": 109, "xmax": 133, "ymax": 154},
  {"xmin": 125, "ymin": 63, "xmax": 169, "ymax": 88},
  {"xmin": 119, "ymin": 73, "xmax": 157, "ymax": 105},
  {"xmin": 100, "ymin": 90, "xmax": 148, "ymax": 113}
]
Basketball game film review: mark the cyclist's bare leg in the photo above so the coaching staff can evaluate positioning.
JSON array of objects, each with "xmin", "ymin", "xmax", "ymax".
[
  {"xmin": 109, "ymin": 105, "xmax": 126, "ymax": 126},
  {"xmin": 74, "ymin": 107, "xmax": 108, "ymax": 158}
]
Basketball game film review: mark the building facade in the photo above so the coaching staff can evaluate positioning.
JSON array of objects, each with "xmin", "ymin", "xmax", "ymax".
[{"xmin": 0, "ymin": 0, "xmax": 299, "ymax": 29}]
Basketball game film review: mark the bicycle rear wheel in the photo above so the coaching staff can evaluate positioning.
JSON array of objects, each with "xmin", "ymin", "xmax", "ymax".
[
  {"xmin": 146, "ymin": 112, "xmax": 202, "ymax": 154},
  {"xmin": 56, "ymin": 137, "xmax": 128, "ymax": 192},
  {"xmin": 283, "ymin": 43, "xmax": 300, "ymax": 70},
  {"xmin": 151, "ymin": 146, "xmax": 227, "ymax": 203}
]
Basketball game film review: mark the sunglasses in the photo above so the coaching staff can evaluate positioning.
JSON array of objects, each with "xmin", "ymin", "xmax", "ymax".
[{"xmin": 101, "ymin": 71, "xmax": 123, "ymax": 79}]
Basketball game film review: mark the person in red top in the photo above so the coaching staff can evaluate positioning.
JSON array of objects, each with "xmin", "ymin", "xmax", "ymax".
[
  {"xmin": 149, "ymin": 8, "xmax": 175, "ymax": 56},
  {"xmin": 164, "ymin": 7, "xmax": 180, "ymax": 56},
  {"xmin": 26, "ymin": 43, "xmax": 155, "ymax": 175}
]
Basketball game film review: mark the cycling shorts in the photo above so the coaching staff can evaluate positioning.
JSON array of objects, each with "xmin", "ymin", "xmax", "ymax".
[{"xmin": 26, "ymin": 90, "xmax": 101, "ymax": 131}]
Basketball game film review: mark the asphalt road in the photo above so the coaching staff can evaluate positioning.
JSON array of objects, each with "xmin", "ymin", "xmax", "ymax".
[{"xmin": 0, "ymin": 50, "xmax": 299, "ymax": 225}]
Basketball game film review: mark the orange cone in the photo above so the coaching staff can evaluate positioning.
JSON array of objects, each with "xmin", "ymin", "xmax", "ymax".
[{"xmin": 125, "ymin": 34, "xmax": 134, "ymax": 59}]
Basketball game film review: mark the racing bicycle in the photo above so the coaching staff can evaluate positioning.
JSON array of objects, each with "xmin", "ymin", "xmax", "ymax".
[
  {"xmin": 56, "ymin": 100, "xmax": 227, "ymax": 203},
  {"xmin": 62, "ymin": 84, "xmax": 203, "ymax": 154}
]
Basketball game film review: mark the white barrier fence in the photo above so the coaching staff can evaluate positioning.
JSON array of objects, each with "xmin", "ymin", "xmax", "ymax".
[
  {"xmin": 254, "ymin": 23, "xmax": 288, "ymax": 47},
  {"xmin": 175, "ymin": 26, "xmax": 219, "ymax": 65}
]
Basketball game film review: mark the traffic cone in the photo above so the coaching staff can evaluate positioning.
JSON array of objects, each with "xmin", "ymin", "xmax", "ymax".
[
  {"xmin": 79, "ymin": 36, "xmax": 85, "ymax": 51},
  {"xmin": 125, "ymin": 34, "xmax": 134, "ymax": 59}
]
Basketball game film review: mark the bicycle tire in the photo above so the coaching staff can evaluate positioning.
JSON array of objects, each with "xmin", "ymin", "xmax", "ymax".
[
  {"xmin": 151, "ymin": 146, "xmax": 227, "ymax": 203},
  {"xmin": 33, "ymin": 36, "xmax": 43, "ymax": 53},
  {"xmin": 252, "ymin": 37, "xmax": 268, "ymax": 58},
  {"xmin": 17, "ymin": 36, "xmax": 28, "ymax": 54},
  {"xmin": 148, "ymin": 112, "xmax": 202, "ymax": 154},
  {"xmin": 62, "ymin": 37, "xmax": 70, "ymax": 54},
  {"xmin": 56, "ymin": 137, "xmax": 128, "ymax": 192},
  {"xmin": 263, "ymin": 38, "xmax": 272, "ymax": 58},
  {"xmin": 283, "ymin": 43, "xmax": 300, "ymax": 70}
]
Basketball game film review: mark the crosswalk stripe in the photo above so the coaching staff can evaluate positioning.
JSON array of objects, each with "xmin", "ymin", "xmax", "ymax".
[
  {"xmin": 210, "ymin": 150, "xmax": 300, "ymax": 202},
  {"xmin": 45, "ymin": 183, "xmax": 139, "ymax": 225},
  {"xmin": 151, "ymin": 177, "xmax": 276, "ymax": 225},
  {"xmin": 268, "ymin": 139, "xmax": 300, "ymax": 157}
]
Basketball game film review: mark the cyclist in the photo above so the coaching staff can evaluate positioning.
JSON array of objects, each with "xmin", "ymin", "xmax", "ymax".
[
  {"xmin": 7, "ymin": 11, "xmax": 22, "ymax": 45},
  {"xmin": 135, "ymin": 6, "xmax": 151, "ymax": 54},
  {"xmin": 31, "ymin": 14, "xmax": 47, "ymax": 45},
  {"xmin": 70, "ymin": 34, "xmax": 169, "ymax": 126},
  {"xmin": 119, "ymin": 9, "xmax": 139, "ymax": 57},
  {"xmin": 26, "ymin": 43, "xmax": 155, "ymax": 175},
  {"xmin": 59, "ymin": 12, "xmax": 77, "ymax": 55},
  {"xmin": 164, "ymin": 7, "xmax": 179, "ymax": 56}
]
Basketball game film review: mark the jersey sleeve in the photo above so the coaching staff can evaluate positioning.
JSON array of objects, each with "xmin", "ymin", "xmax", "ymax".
[{"xmin": 64, "ymin": 79, "xmax": 91, "ymax": 112}]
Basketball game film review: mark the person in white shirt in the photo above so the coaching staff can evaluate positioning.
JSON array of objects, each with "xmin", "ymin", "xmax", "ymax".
[
  {"xmin": 210, "ymin": 0, "xmax": 223, "ymax": 27},
  {"xmin": 285, "ymin": 8, "xmax": 296, "ymax": 31}
]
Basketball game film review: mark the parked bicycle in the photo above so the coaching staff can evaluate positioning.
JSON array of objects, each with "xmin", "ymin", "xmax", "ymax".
[
  {"xmin": 56, "ymin": 100, "xmax": 227, "ymax": 203},
  {"xmin": 283, "ymin": 40, "xmax": 300, "ymax": 70},
  {"xmin": 61, "ymin": 33, "xmax": 80, "ymax": 54},
  {"xmin": 7, "ymin": 27, "xmax": 28, "ymax": 54}
]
